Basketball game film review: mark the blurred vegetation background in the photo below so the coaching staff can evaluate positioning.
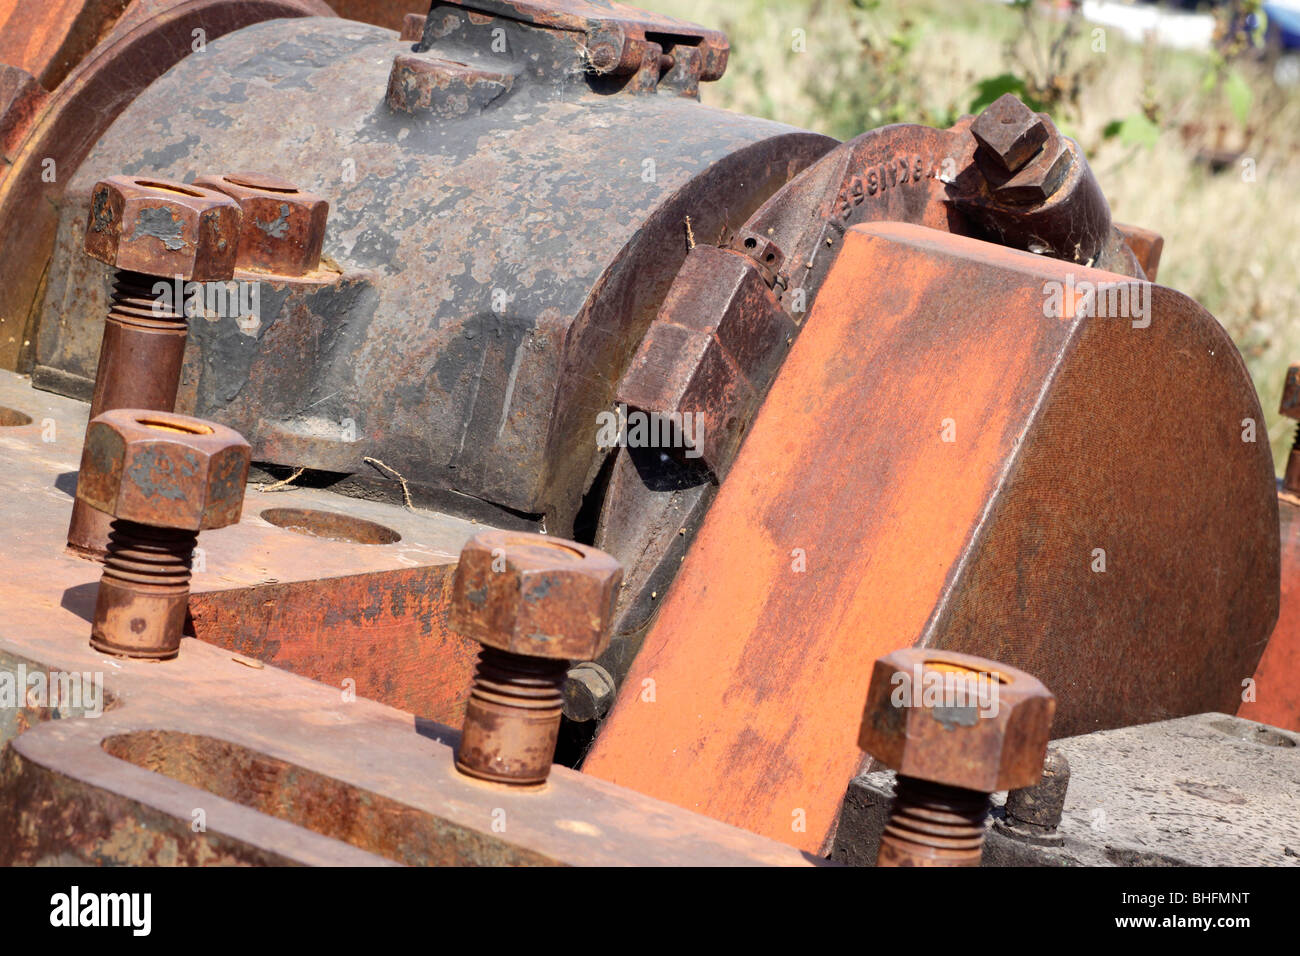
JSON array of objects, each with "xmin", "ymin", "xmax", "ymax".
[{"xmin": 653, "ymin": 0, "xmax": 1300, "ymax": 472}]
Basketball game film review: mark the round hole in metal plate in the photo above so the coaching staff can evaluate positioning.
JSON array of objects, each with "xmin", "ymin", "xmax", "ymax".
[
  {"xmin": 260, "ymin": 508, "xmax": 401, "ymax": 545},
  {"xmin": 134, "ymin": 179, "xmax": 206, "ymax": 197},
  {"xmin": 501, "ymin": 535, "xmax": 585, "ymax": 561},
  {"xmin": 223, "ymin": 171, "xmax": 300, "ymax": 193},
  {"xmin": 1208, "ymin": 718, "xmax": 1296, "ymax": 748},
  {"xmin": 137, "ymin": 416, "xmax": 213, "ymax": 435},
  {"xmin": 0, "ymin": 405, "xmax": 33, "ymax": 426},
  {"xmin": 923, "ymin": 660, "xmax": 1009, "ymax": 685}
]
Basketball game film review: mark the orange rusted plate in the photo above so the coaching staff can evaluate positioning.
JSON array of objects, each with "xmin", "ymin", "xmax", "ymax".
[
  {"xmin": 188, "ymin": 564, "xmax": 481, "ymax": 727},
  {"xmin": 583, "ymin": 221, "xmax": 1277, "ymax": 851},
  {"xmin": 1239, "ymin": 493, "xmax": 1300, "ymax": 731}
]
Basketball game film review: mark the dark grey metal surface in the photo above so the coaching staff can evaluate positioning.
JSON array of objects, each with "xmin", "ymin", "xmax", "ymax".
[{"xmin": 32, "ymin": 12, "xmax": 835, "ymax": 535}]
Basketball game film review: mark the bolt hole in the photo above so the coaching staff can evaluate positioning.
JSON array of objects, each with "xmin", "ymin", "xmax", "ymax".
[
  {"xmin": 498, "ymin": 535, "xmax": 586, "ymax": 561},
  {"xmin": 260, "ymin": 508, "xmax": 401, "ymax": 545},
  {"xmin": 923, "ymin": 660, "xmax": 1009, "ymax": 684},
  {"xmin": 223, "ymin": 172, "xmax": 301, "ymax": 194},
  {"xmin": 136, "ymin": 417, "xmax": 214, "ymax": 435},
  {"xmin": 134, "ymin": 180, "xmax": 206, "ymax": 198},
  {"xmin": 1209, "ymin": 718, "xmax": 1297, "ymax": 748},
  {"xmin": 0, "ymin": 406, "xmax": 33, "ymax": 426},
  {"xmin": 744, "ymin": 237, "xmax": 757, "ymax": 249},
  {"xmin": 765, "ymin": 253, "xmax": 775, "ymax": 262}
]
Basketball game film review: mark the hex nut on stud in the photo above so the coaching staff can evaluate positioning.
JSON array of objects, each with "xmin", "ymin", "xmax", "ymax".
[
  {"xmin": 858, "ymin": 648, "xmax": 1055, "ymax": 866},
  {"xmin": 451, "ymin": 530, "xmax": 622, "ymax": 785},
  {"xmin": 84, "ymin": 175, "xmax": 242, "ymax": 280},
  {"xmin": 563, "ymin": 661, "xmax": 618, "ymax": 722},
  {"xmin": 77, "ymin": 409, "xmax": 251, "ymax": 659},
  {"xmin": 69, "ymin": 176, "xmax": 244, "ymax": 559}
]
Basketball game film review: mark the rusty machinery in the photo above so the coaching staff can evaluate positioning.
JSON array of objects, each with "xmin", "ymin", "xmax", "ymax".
[{"xmin": 0, "ymin": 0, "xmax": 1295, "ymax": 868}]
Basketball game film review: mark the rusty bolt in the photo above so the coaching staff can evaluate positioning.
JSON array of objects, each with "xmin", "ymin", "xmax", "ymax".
[
  {"xmin": 970, "ymin": 93, "xmax": 1048, "ymax": 176},
  {"xmin": 1280, "ymin": 363, "xmax": 1300, "ymax": 496},
  {"xmin": 77, "ymin": 409, "xmax": 251, "ymax": 659},
  {"xmin": 989, "ymin": 136, "xmax": 1072, "ymax": 206},
  {"xmin": 194, "ymin": 172, "xmax": 329, "ymax": 277},
  {"xmin": 77, "ymin": 409, "xmax": 251, "ymax": 531},
  {"xmin": 969, "ymin": 95, "xmax": 1073, "ymax": 206},
  {"xmin": 858, "ymin": 648, "xmax": 1055, "ymax": 866},
  {"xmin": 994, "ymin": 748, "xmax": 1070, "ymax": 847},
  {"xmin": 69, "ymin": 177, "xmax": 243, "ymax": 560},
  {"xmin": 563, "ymin": 661, "xmax": 618, "ymax": 722},
  {"xmin": 85, "ymin": 175, "xmax": 242, "ymax": 280},
  {"xmin": 451, "ymin": 530, "xmax": 622, "ymax": 785}
]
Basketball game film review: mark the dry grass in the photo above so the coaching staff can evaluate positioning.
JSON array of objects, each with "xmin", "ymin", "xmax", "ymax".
[{"xmin": 654, "ymin": 0, "xmax": 1300, "ymax": 469}]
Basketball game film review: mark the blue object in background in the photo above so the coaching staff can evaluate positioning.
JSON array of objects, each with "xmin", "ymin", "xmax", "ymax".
[{"xmin": 1263, "ymin": 2, "xmax": 1300, "ymax": 49}]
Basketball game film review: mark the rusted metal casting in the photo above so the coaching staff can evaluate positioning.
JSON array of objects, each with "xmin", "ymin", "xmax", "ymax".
[
  {"xmin": 31, "ymin": 9, "xmax": 832, "ymax": 534},
  {"xmin": 857, "ymin": 649, "xmax": 1056, "ymax": 867},
  {"xmin": 0, "ymin": 0, "xmax": 1291, "ymax": 869},
  {"xmin": 450, "ymin": 530, "xmax": 622, "ymax": 785},
  {"xmin": 77, "ymin": 408, "xmax": 251, "ymax": 659}
]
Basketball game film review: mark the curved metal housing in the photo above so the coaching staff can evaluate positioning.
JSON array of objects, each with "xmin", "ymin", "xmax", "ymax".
[{"xmin": 32, "ymin": 9, "xmax": 835, "ymax": 531}]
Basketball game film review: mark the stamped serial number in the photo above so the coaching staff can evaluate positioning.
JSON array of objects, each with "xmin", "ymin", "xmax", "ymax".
[{"xmin": 837, "ymin": 153, "xmax": 934, "ymax": 219}]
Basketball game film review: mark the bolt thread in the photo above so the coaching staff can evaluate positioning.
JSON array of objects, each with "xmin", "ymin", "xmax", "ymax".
[
  {"xmin": 469, "ymin": 646, "xmax": 567, "ymax": 712},
  {"xmin": 102, "ymin": 519, "xmax": 197, "ymax": 592},
  {"xmin": 108, "ymin": 269, "xmax": 187, "ymax": 333},
  {"xmin": 877, "ymin": 775, "xmax": 991, "ymax": 867},
  {"xmin": 455, "ymin": 646, "xmax": 567, "ymax": 785}
]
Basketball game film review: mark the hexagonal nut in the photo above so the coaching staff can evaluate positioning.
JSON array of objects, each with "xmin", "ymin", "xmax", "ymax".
[
  {"xmin": 971, "ymin": 92, "xmax": 1049, "ymax": 175},
  {"xmin": 194, "ymin": 172, "xmax": 328, "ymax": 276},
  {"xmin": 617, "ymin": 320, "xmax": 753, "ymax": 472},
  {"xmin": 858, "ymin": 648, "xmax": 1055, "ymax": 793},
  {"xmin": 75, "ymin": 409, "xmax": 252, "ymax": 531},
  {"xmin": 1280, "ymin": 364, "xmax": 1300, "ymax": 420},
  {"xmin": 450, "ymin": 530, "xmax": 622, "ymax": 660},
  {"xmin": 84, "ymin": 175, "xmax": 241, "ymax": 281},
  {"xmin": 990, "ymin": 133, "xmax": 1073, "ymax": 206}
]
